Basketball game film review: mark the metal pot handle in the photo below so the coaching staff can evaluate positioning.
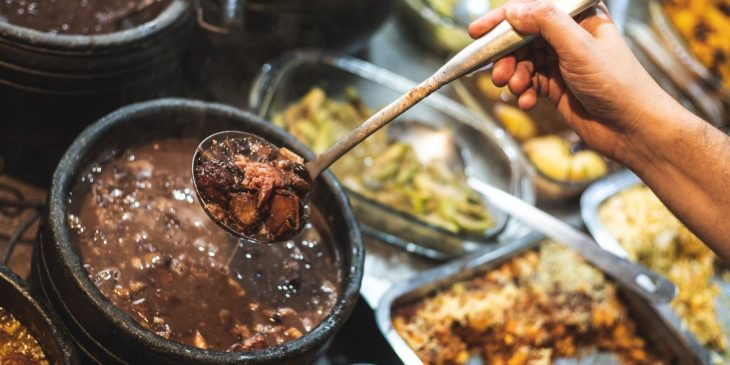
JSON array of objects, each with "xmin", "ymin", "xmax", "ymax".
[{"xmin": 196, "ymin": 0, "xmax": 242, "ymax": 34}]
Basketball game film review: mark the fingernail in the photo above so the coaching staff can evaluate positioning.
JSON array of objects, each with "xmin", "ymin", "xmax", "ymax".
[{"xmin": 505, "ymin": 3, "xmax": 525, "ymax": 19}]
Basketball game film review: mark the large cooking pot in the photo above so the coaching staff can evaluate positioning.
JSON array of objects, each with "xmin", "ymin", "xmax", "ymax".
[
  {"xmin": 0, "ymin": 0, "xmax": 194, "ymax": 146},
  {"xmin": 33, "ymin": 98, "xmax": 364, "ymax": 364},
  {"xmin": 0, "ymin": 264, "xmax": 80, "ymax": 365},
  {"xmin": 187, "ymin": 0, "xmax": 396, "ymax": 104},
  {"xmin": 238, "ymin": 0, "xmax": 395, "ymax": 53}
]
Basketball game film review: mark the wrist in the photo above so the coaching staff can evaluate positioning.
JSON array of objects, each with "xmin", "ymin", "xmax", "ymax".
[{"xmin": 615, "ymin": 94, "xmax": 698, "ymax": 176}]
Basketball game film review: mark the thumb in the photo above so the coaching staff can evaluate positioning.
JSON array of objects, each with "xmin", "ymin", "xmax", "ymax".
[{"xmin": 503, "ymin": 0, "xmax": 591, "ymax": 55}]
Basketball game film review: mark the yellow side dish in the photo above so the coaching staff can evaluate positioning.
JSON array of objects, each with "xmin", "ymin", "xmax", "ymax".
[
  {"xmin": 273, "ymin": 87, "xmax": 493, "ymax": 235},
  {"xmin": 599, "ymin": 185, "xmax": 728, "ymax": 362},
  {"xmin": 475, "ymin": 72, "xmax": 609, "ymax": 184},
  {"xmin": 523, "ymin": 136, "xmax": 608, "ymax": 182},
  {"xmin": 662, "ymin": 0, "xmax": 730, "ymax": 89},
  {"xmin": 393, "ymin": 242, "xmax": 666, "ymax": 365}
]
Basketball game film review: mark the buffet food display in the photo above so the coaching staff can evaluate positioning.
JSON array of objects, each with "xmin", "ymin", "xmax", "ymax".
[
  {"xmin": 378, "ymin": 236, "xmax": 706, "ymax": 365},
  {"xmin": 250, "ymin": 51, "xmax": 531, "ymax": 257},
  {"xmin": 392, "ymin": 242, "xmax": 666, "ymax": 365},
  {"xmin": 586, "ymin": 174, "xmax": 730, "ymax": 364},
  {"xmin": 0, "ymin": 0, "xmax": 727, "ymax": 364}
]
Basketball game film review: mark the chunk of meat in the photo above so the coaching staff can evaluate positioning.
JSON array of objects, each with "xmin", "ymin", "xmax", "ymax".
[
  {"xmin": 288, "ymin": 163, "xmax": 313, "ymax": 195},
  {"xmin": 229, "ymin": 192, "xmax": 259, "ymax": 229},
  {"xmin": 194, "ymin": 138, "xmax": 313, "ymax": 241},
  {"xmin": 264, "ymin": 190, "xmax": 302, "ymax": 239},
  {"xmin": 279, "ymin": 147, "xmax": 304, "ymax": 164},
  {"xmin": 194, "ymin": 160, "xmax": 235, "ymax": 206},
  {"xmin": 242, "ymin": 162, "xmax": 292, "ymax": 207}
]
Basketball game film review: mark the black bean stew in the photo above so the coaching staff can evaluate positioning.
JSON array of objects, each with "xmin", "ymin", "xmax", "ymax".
[
  {"xmin": 0, "ymin": 0, "xmax": 171, "ymax": 34},
  {"xmin": 67, "ymin": 138, "xmax": 341, "ymax": 351}
]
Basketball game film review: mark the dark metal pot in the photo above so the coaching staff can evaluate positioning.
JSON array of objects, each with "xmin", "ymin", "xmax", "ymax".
[
  {"xmin": 0, "ymin": 264, "xmax": 80, "ymax": 365},
  {"xmin": 0, "ymin": 0, "xmax": 194, "ymax": 146},
  {"xmin": 187, "ymin": 0, "xmax": 396, "ymax": 105},
  {"xmin": 33, "ymin": 98, "xmax": 364, "ymax": 365},
  {"xmin": 239, "ymin": 0, "xmax": 396, "ymax": 54}
]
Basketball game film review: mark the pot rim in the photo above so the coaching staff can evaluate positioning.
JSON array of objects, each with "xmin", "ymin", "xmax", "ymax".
[
  {"xmin": 0, "ymin": 264, "xmax": 81, "ymax": 364},
  {"xmin": 0, "ymin": 0, "xmax": 190, "ymax": 50},
  {"xmin": 47, "ymin": 98, "xmax": 364, "ymax": 363}
]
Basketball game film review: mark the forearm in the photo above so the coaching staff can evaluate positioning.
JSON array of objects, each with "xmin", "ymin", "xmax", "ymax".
[{"xmin": 621, "ymin": 97, "xmax": 730, "ymax": 262}]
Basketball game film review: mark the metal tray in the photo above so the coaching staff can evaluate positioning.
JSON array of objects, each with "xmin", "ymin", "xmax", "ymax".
[
  {"xmin": 582, "ymin": 169, "xmax": 729, "ymax": 364},
  {"xmin": 376, "ymin": 233, "xmax": 708, "ymax": 365}
]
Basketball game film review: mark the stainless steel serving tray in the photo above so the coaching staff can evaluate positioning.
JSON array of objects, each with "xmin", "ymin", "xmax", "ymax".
[
  {"xmin": 376, "ymin": 232, "xmax": 708, "ymax": 365},
  {"xmin": 582, "ymin": 169, "xmax": 729, "ymax": 364}
]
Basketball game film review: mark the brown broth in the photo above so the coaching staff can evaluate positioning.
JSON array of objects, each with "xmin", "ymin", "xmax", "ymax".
[
  {"xmin": 67, "ymin": 138, "xmax": 341, "ymax": 351},
  {"xmin": 0, "ymin": 0, "xmax": 171, "ymax": 35}
]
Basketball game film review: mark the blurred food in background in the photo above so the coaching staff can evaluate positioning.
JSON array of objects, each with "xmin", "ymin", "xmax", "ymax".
[
  {"xmin": 456, "ymin": 71, "xmax": 611, "ymax": 199},
  {"xmin": 600, "ymin": 185, "xmax": 729, "ymax": 363},
  {"xmin": 392, "ymin": 241, "xmax": 666, "ymax": 365},
  {"xmin": 661, "ymin": 0, "xmax": 730, "ymax": 89},
  {"xmin": 398, "ymin": 0, "xmax": 507, "ymax": 54},
  {"xmin": 273, "ymin": 87, "xmax": 494, "ymax": 235}
]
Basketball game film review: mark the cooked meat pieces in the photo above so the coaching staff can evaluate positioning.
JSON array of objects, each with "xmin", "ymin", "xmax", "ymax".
[
  {"xmin": 193, "ymin": 137, "xmax": 313, "ymax": 241},
  {"xmin": 194, "ymin": 160, "xmax": 237, "ymax": 206},
  {"xmin": 242, "ymin": 162, "xmax": 292, "ymax": 207},
  {"xmin": 265, "ymin": 191, "xmax": 302, "ymax": 241},
  {"xmin": 229, "ymin": 192, "xmax": 260, "ymax": 228}
]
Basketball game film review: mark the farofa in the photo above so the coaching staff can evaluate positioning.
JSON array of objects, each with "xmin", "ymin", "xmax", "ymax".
[
  {"xmin": 662, "ymin": 0, "xmax": 730, "ymax": 89},
  {"xmin": 599, "ymin": 185, "xmax": 726, "ymax": 354},
  {"xmin": 392, "ymin": 242, "xmax": 665, "ymax": 365}
]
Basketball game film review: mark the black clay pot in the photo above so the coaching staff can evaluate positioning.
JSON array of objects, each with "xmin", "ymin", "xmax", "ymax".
[
  {"xmin": 0, "ymin": 264, "xmax": 80, "ymax": 365},
  {"xmin": 33, "ymin": 98, "xmax": 364, "ymax": 365},
  {"xmin": 0, "ymin": 0, "xmax": 193, "ymax": 147}
]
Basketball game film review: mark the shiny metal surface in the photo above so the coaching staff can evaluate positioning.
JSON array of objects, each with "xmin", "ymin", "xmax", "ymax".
[
  {"xmin": 467, "ymin": 177, "xmax": 677, "ymax": 304},
  {"xmin": 376, "ymin": 234, "xmax": 706, "ymax": 365},
  {"xmin": 452, "ymin": 0, "xmax": 490, "ymax": 27}
]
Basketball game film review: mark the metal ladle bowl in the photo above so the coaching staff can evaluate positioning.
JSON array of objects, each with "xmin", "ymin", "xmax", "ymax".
[{"xmin": 192, "ymin": 130, "xmax": 311, "ymax": 244}]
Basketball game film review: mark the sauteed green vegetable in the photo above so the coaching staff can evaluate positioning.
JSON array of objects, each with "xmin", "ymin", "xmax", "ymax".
[{"xmin": 273, "ymin": 88, "xmax": 493, "ymax": 234}]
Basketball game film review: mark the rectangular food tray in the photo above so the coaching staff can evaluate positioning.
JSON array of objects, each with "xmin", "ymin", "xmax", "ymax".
[
  {"xmin": 582, "ymin": 168, "xmax": 728, "ymax": 364},
  {"xmin": 375, "ymin": 232, "xmax": 709, "ymax": 365}
]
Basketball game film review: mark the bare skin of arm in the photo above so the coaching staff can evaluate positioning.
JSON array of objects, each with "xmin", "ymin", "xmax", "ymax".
[{"xmin": 469, "ymin": 0, "xmax": 730, "ymax": 262}]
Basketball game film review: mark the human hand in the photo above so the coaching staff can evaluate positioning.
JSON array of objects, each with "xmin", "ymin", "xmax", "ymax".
[{"xmin": 468, "ymin": 0, "xmax": 673, "ymax": 162}]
